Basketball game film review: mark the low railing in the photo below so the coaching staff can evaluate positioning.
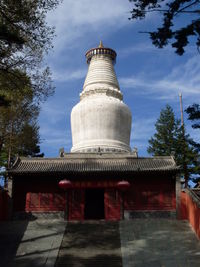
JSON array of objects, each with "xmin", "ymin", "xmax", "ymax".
[
  {"xmin": 180, "ymin": 188, "xmax": 200, "ymax": 239},
  {"xmin": 191, "ymin": 189, "xmax": 200, "ymax": 202}
]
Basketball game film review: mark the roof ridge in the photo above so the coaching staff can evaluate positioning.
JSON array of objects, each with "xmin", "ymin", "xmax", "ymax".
[
  {"xmin": 18, "ymin": 155, "xmax": 174, "ymax": 160},
  {"xmin": 8, "ymin": 156, "xmax": 179, "ymax": 174}
]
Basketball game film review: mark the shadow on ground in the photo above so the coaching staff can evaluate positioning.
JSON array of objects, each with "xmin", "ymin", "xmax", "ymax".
[
  {"xmin": 0, "ymin": 220, "xmax": 29, "ymax": 267},
  {"xmin": 0, "ymin": 218, "xmax": 66, "ymax": 267},
  {"xmin": 55, "ymin": 221, "xmax": 123, "ymax": 267},
  {"xmin": 120, "ymin": 219, "xmax": 200, "ymax": 267}
]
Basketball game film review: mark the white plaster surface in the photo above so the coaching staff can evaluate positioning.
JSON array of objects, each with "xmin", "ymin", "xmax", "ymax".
[
  {"xmin": 71, "ymin": 50, "xmax": 132, "ymax": 153},
  {"xmin": 83, "ymin": 55, "xmax": 120, "ymax": 92}
]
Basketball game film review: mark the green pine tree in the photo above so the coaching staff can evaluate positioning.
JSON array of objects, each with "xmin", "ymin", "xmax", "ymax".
[
  {"xmin": 0, "ymin": 0, "xmax": 62, "ymax": 103},
  {"xmin": 148, "ymin": 105, "xmax": 179, "ymax": 156},
  {"xmin": 148, "ymin": 104, "xmax": 199, "ymax": 186},
  {"xmin": 185, "ymin": 104, "xmax": 200, "ymax": 184},
  {"xmin": 0, "ymin": 72, "xmax": 43, "ymax": 168}
]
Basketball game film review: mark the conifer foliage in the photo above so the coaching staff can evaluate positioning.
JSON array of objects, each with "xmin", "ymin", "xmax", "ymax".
[
  {"xmin": 0, "ymin": 1, "xmax": 62, "ymax": 185},
  {"xmin": 185, "ymin": 103, "xmax": 200, "ymax": 183},
  {"xmin": 148, "ymin": 105, "xmax": 199, "ymax": 185},
  {"xmin": 0, "ymin": 74, "xmax": 43, "ymax": 170},
  {"xmin": 129, "ymin": 0, "xmax": 200, "ymax": 55},
  {"xmin": 186, "ymin": 104, "xmax": 200, "ymax": 133},
  {"xmin": 148, "ymin": 105, "xmax": 178, "ymax": 156},
  {"xmin": 0, "ymin": 1, "xmax": 62, "ymax": 165},
  {"xmin": 0, "ymin": 0, "xmax": 61, "ymax": 105}
]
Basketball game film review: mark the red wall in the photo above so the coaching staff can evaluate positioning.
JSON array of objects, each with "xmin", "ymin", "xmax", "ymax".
[
  {"xmin": 0, "ymin": 188, "xmax": 9, "ymax": 221},
  {"xmin": 180, "ymin": 191, "xmax": 200, "ymax": 239},
  {"xmin": 13, "ymin": 175, "xmax": 176, "ymax": 220},
  {"xmin": 13, "ymin": 178, "xmax": 65, "ymax": 212},
  {"xmin": 26, "ymin": 192, "xmax": 66, "ymax": 212},
  {"xmin": 125, "ymin": 177, "xmax": 176, "ymax": 211}
]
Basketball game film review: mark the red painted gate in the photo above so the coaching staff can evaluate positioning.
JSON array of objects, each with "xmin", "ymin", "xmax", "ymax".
[
  {"xmin": 68, "ymin": 189, "xmax": 84, "ymax": 221},
  {"xmin": 105, "ymin": 189, "xmax": 121, "ymax": 220}
]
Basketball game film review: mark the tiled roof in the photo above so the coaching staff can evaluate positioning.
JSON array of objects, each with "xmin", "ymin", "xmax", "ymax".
[{"xmin": 8, "ymin": 154, "xmax": 178, "ymax": 174}]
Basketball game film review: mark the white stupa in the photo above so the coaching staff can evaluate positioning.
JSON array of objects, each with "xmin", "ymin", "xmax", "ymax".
[{"xmin": 71, "ymin": 41, "xmax": 132, "ymax": 153}]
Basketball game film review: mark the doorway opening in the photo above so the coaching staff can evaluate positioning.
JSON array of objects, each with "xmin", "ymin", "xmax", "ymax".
[{"xmin": 84, "ymin": 189, "xmax": 105, "ymax": 220}]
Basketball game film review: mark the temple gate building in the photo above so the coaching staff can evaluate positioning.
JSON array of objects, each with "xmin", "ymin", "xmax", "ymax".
[{"xmin": 9, "ymin": 42, "xmax": 179, "ymax": 221}]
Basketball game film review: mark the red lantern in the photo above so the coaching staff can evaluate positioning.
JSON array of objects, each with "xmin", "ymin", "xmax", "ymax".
[
  {"xmin": 58, "ymin": 180, "xmax": 73, "ymax": 190},
  {"xmin": 117, "ymin": 180, "xmax": 130, "ymax": 191}
]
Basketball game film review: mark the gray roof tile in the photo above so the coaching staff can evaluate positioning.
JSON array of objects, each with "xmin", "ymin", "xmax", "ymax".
[{"xmin": 8, "ymin": 154, "xmax": 178, "ymax": 174}]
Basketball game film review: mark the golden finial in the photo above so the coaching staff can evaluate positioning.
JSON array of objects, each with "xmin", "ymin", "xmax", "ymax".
[{"xmin": 99, "ymin": 40, "xmax": 104, "ymax": 48}]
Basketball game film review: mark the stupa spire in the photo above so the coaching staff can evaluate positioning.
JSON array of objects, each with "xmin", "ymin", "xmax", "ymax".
[
  {"xmin": 81, "ymin": 42, "xmax": 121, "ymax": 101},
  {"xmin": 99, "ymin": 40, "xmax": 104, "ymax": 48}
]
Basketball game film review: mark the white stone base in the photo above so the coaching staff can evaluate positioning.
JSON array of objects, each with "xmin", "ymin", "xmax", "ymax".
[{"xmin": 71, "ymin": 139, "xmax": 131, "ymax": 153}]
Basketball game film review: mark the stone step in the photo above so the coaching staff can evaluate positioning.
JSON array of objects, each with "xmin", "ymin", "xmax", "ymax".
[{"xmin": 55, "ymin": 221, "xmax": 122, "ymax": 267}]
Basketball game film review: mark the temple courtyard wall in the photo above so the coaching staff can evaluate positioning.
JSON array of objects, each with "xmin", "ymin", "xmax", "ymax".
[{"xmin": 12, "ymin": 173, "xmax": 176, "ymax": 221}]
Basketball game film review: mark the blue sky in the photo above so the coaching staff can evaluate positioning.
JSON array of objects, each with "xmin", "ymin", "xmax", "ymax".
[{"xmin": 39, "ymin": 0, "xmax": 200, "ymax": 157}]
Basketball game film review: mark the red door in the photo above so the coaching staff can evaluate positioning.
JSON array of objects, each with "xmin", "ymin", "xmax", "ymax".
[
  {"xmin": 105, "ymin": 189, "xmax": 121, "ymax": 220},
  {"xmin": 68, "ymin": 189, "xmax": 84, "ymax": 221}
]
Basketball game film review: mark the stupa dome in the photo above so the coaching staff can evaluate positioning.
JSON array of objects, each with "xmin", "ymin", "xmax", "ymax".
[{"xmin": 71, "ymin": 42, "xmax": 132, "ymax": 153}]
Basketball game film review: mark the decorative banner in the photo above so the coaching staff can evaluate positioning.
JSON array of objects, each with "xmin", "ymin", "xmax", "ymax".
[{"xmin": 72, "ymin": 181, "xmax": 117, "ymax": 188}]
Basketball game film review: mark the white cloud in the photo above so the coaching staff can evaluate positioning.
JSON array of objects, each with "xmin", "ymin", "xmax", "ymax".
[
  {"xmin": 40, "ymin": 125, "xmax": 66, "ymax": 137},
  {"xmin": 47, "ymin": 0, "xmax": 132, "ymax": 52},
  {"xmin": 39, "ymin": 101, "xmax": 74, "ymax": 154},
  {"xmin": 119, "ymin": 55, "xmax": 200, "ymax": 100},
  {"xmin": 40, "ymin": 124, "xmax": 72, "ymax": 147},
  {"xmin": 46, "ymin": 0, "xmax": 134, "ymax": 88},
  {"xmin": 131, "ymin": 118, "xmax": 155, "ymax": 142},
  {"xmin": 119, "ymin": 43, "xmax": 158, "ymax": 57},
  {"xmin": 40, "ymin": 103, "xmax": 67, "ymax": 124},
  {"xmin": 130, "ymin": 118, "xmax": 156, "ymax": 153},
  {"xmin": 52, "ymin": 68, "xmax": 86, "ymax": 82},
  {"xmin": 120, "ymin": 76, "xmax": 148, "ymax": 90}
]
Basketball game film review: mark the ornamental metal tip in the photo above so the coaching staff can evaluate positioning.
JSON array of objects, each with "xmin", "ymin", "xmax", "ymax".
[{"xmin": 99, "ymin": 40, "xmax": 104, "ymax": 48}]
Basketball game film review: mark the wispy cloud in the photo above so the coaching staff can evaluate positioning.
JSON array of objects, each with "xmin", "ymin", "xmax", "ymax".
[
  {"xmin": 119, "ymin": 43, "xmax": 158, "ymax": 57},
  {"xmin": 40, "ymin": 103, "xmax": 67, "ymax": 124},
  {"xmin": 46, "ymin": 0, "xmax": 134, "ymax": 87},
  {"xmin": 47, "ymin": 0, "xmax": 132, "ymax": 52},
  {"xmin": 39, "ymin": 99, "xmax": 74, "ymax": 154},
  {"xmin": 40, "ymin": 124, "xmax": 72, "ymax": 150},
  {"xmin": 52, "ymin": 68, "xmax": 86, "ymax": 82},
  {"xmin": 130, "ymin": 118, "xmax": 155, "ymax": 153},
  {"xmin": 119, "ymin": 55, "xmax": 200, "ymax": 100},
  {"xmin": 131, "ymin": 118, "xmax": 155, "ymax": 141}
]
